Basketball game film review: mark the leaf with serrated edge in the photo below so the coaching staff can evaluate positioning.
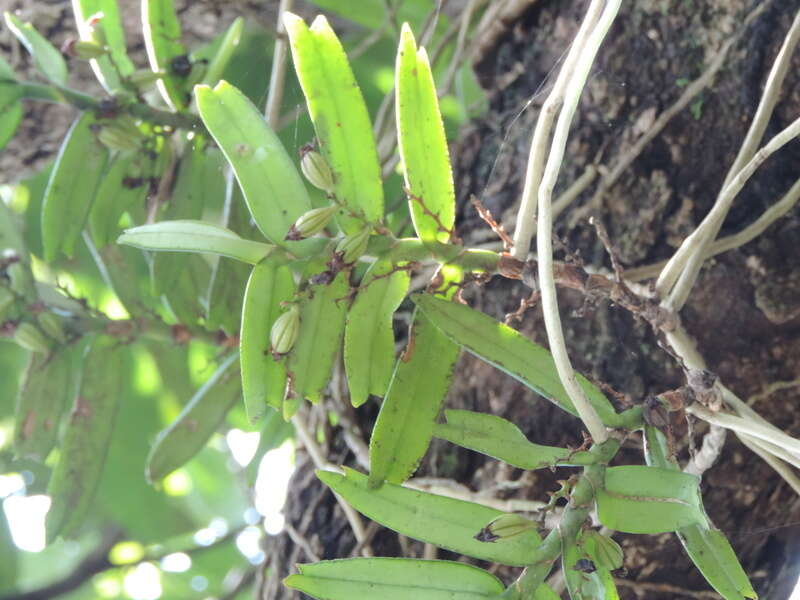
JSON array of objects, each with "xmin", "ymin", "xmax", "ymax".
[
  {"xmin": 395, "ymin": 24, "xmax": 455, "ymax": 243},
  {"xmin": 320, "ymin": 468, "xmax": 540, "ymax": 566},
  {"xmin": 344, "ymin": 259, "xmax": 409, "ymax": 407},
  {"xmin": 284, "ymin": 558, "xmax": 504, "ymax": 600},
  {"xmin": 434, "ymin": 409, "xmax": 597, "ymax": 470},
  {"xmin": 284, "ymin": 13, "xmax": 383, "ymax": 232}
]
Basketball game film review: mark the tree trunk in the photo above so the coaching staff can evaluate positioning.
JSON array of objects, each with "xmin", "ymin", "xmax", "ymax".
[{"xmin": 269, "ymin": 1, "xmax": 800, "ymax": 599}]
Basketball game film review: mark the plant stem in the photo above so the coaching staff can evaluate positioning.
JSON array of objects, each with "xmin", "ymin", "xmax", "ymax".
[
  {"xmin": 503, "ymin": 439, "xmax": 620, "ymax": 599},
  {"xmin": 265, "ymin": 0, "xmax": 294, "ymax": 127},
  {"xmin": 17, "ymin": 82, "xmax": 202, "ymax": 131}
]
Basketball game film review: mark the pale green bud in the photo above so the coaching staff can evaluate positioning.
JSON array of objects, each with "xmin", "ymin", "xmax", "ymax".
[
  {"xmin": 475, "ymin": 513, "xmax": 538, "ymax": 542},
  {"xmin": 285, "ymin": 205, "xmax": 338, "ymax": 240},
  {"xmin": 13, "ymin": 322, "xmax": 51, "ymax": 354},
  {"xmin": 97, "ymin": 124, "xmax": 142, "ymax": 153},
  {"xmin": 270, "ymin": 305, "xmax": 300, "ymax": 356},
  {"xmin": 0, "ymin": 287, "xmax": 14, "ymax": 320},
  {"xmin": 301, "ymin": 150, "xmax": 335, "ymax": 192},
  {"xmin": 335, "ymin": 227, "xmax": 371, "ymax": 264},
  {"xmin": 582, "ymin": 530, "xmax": 624, "ymax": 571},
  {"xmin": 37, "ymin": 312, "xmax": 67, "ymax": 344},
  {"xmin": 72, "ymin": 40, "xmax": 107, "ymax": 60}
]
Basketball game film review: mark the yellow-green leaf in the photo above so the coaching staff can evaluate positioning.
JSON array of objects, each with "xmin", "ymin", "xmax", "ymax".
[
  {"xmin": 284, "ymin": 13, "xmax": 383, "ymax": 232},
  {"xmin": 395, "ymin": 24, "xmax": 454, "ymax": 243},
  {"xmin": 344, "ymin": 259, "xmax": 409, "ymax": 407},
  {"xmin": 319, "ymin": 468, "xmax": 540, "ymax": 566},
  {"xmin": 285, "ymin": 558, "xmax": 504, "ymax": 600}
]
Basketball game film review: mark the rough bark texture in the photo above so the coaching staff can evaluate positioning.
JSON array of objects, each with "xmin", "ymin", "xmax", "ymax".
[{"xmin": 270, "ymin": 1, "xmax": 800, "ymax": 599}]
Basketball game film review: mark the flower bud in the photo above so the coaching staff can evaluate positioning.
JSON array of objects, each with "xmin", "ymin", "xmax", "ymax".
[
  {"xmin": 7, "ymin": 261, "xmax": 36, "ymax": 302},
  {"xmin": 270, "ymin": 305, "xmax": 300, "ymax": 356},
  {"xmin": 475, "ymin": 513, "xmax": 537, "ymax": 543},
  {"xmin": 335, "ymin": 227, "xmax": 371, "ymax": 264},
  {"xmin": 300, "ymin": 150, "xmax": 335, "ymax": 192},
  {"xmin": 37, "ymin": 312, "xmax": 67, "ymax": 344},
  {"xmin": 13, "ymin": 322, "xmax": 51, "ymax": 354},
  {"xmin": 582, "ymin": 530, "xmax": 624, "ymax": 571},
  {"xmin": 285, "ymin": 206, "xmax": 338, "ymax": 240}
]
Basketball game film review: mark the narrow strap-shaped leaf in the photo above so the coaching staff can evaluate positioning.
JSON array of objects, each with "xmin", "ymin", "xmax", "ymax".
[
  {"xmin": 0, "ymin": 85, "xmax": 22, "ymax": 150},
  {"xmin": 369, "ymin": 275, "xmax": 461, "ymax": 487},
  {"xmin": 285, "ymin": 558, "xmax": 504, "ymax": 600},
  {"xmin": 89, "ymin": 147, "xmax": 164, "ymax": 247},
  {"xmin": 395, "ymin": 24, "xmax": 455, "ymax": 243},
  {"xmin": 286, "ymin": 261, "xmax": 350, "ymax": 411},
  {"xmin": 118, "ymin": 220, "xmax": 274, "ymax": 264},
  {"xmin": 240, "ymin": 259, "xmax": 295, "ymax": 421},
  {"xmin": 677, "ymin": 526, "xmax": 757, "ymax": 600},
  {"xmin": 4, "ymin": 12, "xmax": 68, "ymax": 85},
  {"xmin": 284, "ymin": 13, "xmax": 383, "ymax": 232},
  {"xmin": 196, "ymin": 81, "xmax": 314, "ymax": 252},
  {"xmin": 413, "ymin": 294, "xmax": 628, "ymax": 428},
  {"xmin": 644, "ymin": 427, "xmax": 756, "ymax": 599},
  {"xmin": 344, "ymin": 259, "xmax": 409, "ymax": 407},
  {"xmin": 146, "ymin": 352, "xmax": 240, "ymax": 482},
  {"xmin": 41, "ymin": 112, "xmax": 109, "ymax": 261},
  {"xmin": 319, "ymin": 468, "xmax": 540, "ymax": 566},
  {"xmin": 434, "ymin": 409, "xmax": 597, "ymax": 470},
  {"xmin": 13, "ymin": 348, "xmax": 75, "ymax": 460},
  {"xmin": 142, "ymin": 0, "xmax": 187, "ymax": 110},
  {"xmin": 71, "ymin": 0, "xmax": 134, "ymax": 93},
  {"xmin": 596, "ymin": 465, "xmax": 704, "ymax": 534},
  {"xmin": 46, "ymin": 336, "xmax": 123, "ymax": 541}
]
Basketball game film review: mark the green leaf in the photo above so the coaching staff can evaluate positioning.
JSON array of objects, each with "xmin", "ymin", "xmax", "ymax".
[
  {"xmin": 46, "ymin": 336, "xmax": 124, "ymax": 542},
  {"xmin": 369, "ymin": 293, "xmax": 460, "ymax": 487},
  {"xmin": 13, "ymin": 347, "xmax": 76, "ymax": 461},
  {"xmin": 141, "ymin": 0, "xmax": 187, "ymax": 110},
  {"xmin": 643, "ymin": 427, "xmax": 756, "ymax": 599},
  {"xmin": 240, "ymin": 259, "xmax": 295, "ymax": 421},
  {"xmin": 286, "ymin": 261, "xmax": 350, "ymax": 411},
  {"xmin": 677, "ymin": 526, "xmax": 757, "ymax": 600},
  {"xmin": 4, "ymin": 12, "xmax": 68, "ymax": 85},
  {"xmin": 344, "ymin": 259, "xmax": 409, "ymax": 407},
  {"xmin": 319, "ymin": 468, "xmax": 541, "ymax": 566},
  {"xmin": 0, "ymin": 96, "xmax": 22, "ymax": 150},
  {"xmin": 118, "ymin": 220, "xmax": 274, "ymax": 264},
  {"xmin": 41, "ymin": 112, "xmax": 109, "ymax": 261},
  {"xmin": 395, "ymin": 24, "xmax": 455, "ymax": 243},
  {"xmin": 284, "ymin": 558, "xmax": 504, "ymax": 599},
  {"xmin": 433, "ymin": 409, "xmax": 597, "ymax": 470},
  {"xmin": 0, "ymin": 508, "xmax": 17, "ymax": 595},
  {"xmin": 596, "ymin": 465, "xmax": 704, "ymax": 534},
  {"xmin": 146, "ymin": 352, "xmax": 240, "ymax": 482},
  {"xmin": 562, "ymin": 542, "xmax": 619, "ymax": 600},
  {"xmin": 72, "ymin": 0, "xmax": 135, "ymax": 93},
  {"xmin": 412, "ymin": 294, "xmax": 629, "ymax": 428},
  {"xmin": 284, "ymin": 13, "xmax": 384, "ymax": 232},
  {"xmin": 195, "ymin": 81, "xmax": 314, "ymax": 252},
  {"xmin": 89, "ymin": 149, "xmax": 161, "ymax": 248},
  {"xmin": 201, "ymin": 16, "xmax": 244, "ymax": 88}
]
